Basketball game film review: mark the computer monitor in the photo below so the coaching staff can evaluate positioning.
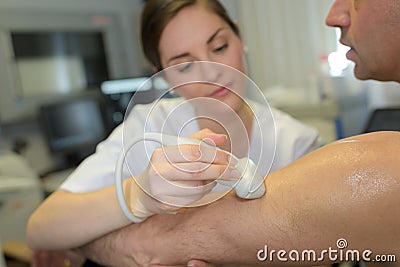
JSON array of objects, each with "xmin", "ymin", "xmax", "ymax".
[
  {"xmin": 364, "ymin": 107, "xmax": 400, "ymax": 133},
  {"xmin": 39, "ymin": 94, "xmax": 107, "ymax": 168},
  {"xmin": 100, "ymin": 77, "xmax": 170, "ymax": 129}
]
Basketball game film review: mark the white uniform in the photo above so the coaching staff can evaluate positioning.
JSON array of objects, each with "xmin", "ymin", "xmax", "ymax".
[{"xmin": 60, "ymin": 97, "xmax": 319, "ymax": 193}]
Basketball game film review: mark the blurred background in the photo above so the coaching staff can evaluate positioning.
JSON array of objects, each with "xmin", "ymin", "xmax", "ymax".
[{"xmin": 0, "ymin": 0, "xmax": 399, "ymax": 265}]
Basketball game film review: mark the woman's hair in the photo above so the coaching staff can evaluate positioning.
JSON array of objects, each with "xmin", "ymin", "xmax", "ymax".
[{"xmin": 141, "ymin": 0, "xmax": 240, "ymax": 70}]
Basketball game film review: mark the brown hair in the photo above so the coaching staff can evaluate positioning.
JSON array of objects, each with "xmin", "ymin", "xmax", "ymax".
[{"xmin": 141, "ymin": 0, "xmax": 240, "ymax": 70}]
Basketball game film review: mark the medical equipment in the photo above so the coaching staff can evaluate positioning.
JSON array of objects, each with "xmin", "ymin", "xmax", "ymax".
[{"xmin": 116, "ymin": 132, "xmax": 266, "ymax": 223}]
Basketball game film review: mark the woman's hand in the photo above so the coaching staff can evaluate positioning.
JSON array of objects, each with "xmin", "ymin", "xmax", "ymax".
[{"xmin": 125, "ymin": 129, "xmax": 240, "ymax": 220}]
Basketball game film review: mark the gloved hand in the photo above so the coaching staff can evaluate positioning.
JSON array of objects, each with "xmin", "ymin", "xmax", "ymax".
[{"xmin": 124, "ymin": 129, "xmax": 241, "ymax": 221}]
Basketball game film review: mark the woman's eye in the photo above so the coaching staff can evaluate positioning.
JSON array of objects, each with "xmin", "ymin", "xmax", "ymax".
[
  {"xmin": 178, "ymin": 61, "xmax": 193, "ymax": 73},
  {"xmin": 214, "ymin": 43, "xmax": 228, "ymax": 53}
]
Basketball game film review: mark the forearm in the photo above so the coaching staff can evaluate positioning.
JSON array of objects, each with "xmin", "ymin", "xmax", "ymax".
[
  {"xmin": 78, "ymin": 224, "xmax": 139, "ymax": 267},
  {"xmin": 27, "ymin": 183, "xmax": 131, "ymax": 250},
  {"xmin": 133, "ymin": 132, "xmax": 400, "ymax": 265}
]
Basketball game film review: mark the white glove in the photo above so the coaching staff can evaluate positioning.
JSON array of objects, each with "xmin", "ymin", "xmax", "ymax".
[{"xmin": 124, "ymin": 129, "xmax": 240, "ymax": 221}]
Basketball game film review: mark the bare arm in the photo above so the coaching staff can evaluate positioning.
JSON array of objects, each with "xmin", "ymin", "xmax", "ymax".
[
  {"xmin": 77, "ymin": 204, "xmax": 236, "ymax": 267},
  {"xmin": 123, "ymin": 131, "xmax": 400, "ymax": 266},
  {"xmin": 26, "ymin": 130, "xmax": 231, "ymax": 251},
  {"xmin": 27, "ymin": 184, "xmax": 131, "ymax": 250},
  {"xmin": 78, "ymin": 225, "xmax": 139, "ymax": 267}
]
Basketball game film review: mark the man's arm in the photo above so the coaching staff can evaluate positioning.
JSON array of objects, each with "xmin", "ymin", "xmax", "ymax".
[
  {"xmin": 78, "ymin": 224, "xmax": 251, "ymax": 267},
  {"xmin": 78, "ymin": 224, "xmax": 139, "ymax": 267},
  {"xmin": 124, "ymin": 131, "xmax": 400, "ymax": 266},
  {"xmin": 79, "ymin": 225, "xmax": 195, "ymax": 267}
]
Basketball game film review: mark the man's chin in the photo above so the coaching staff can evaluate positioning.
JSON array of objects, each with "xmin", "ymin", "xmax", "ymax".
[
  {"xmin": 353, "ymin": 66, "xmax": 372, "ymax": 81},
  {"xmin": 354, "ymin": 67, "xmax": 395, "ymax": 82}
]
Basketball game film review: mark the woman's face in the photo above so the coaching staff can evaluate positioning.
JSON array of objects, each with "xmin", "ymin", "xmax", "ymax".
[{"xmin": 158, "ymin": 4, "xmax": 247, "ymax": 112}]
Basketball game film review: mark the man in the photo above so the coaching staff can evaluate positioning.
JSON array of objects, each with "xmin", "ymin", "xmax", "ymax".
[{"xmin": 36, "ymin": 0, "xmax": 399, "ymax": 266}]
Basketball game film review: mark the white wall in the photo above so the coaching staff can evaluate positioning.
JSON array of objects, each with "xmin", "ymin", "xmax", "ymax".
[{"xmin": 234, "ymin": 0, "xmax": 337, "ymax": 91}]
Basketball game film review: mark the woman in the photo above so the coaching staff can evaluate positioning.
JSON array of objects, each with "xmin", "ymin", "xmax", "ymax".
[{"xmin": 27, "ymin": 0, "xmax": 319, "ymax": 251}]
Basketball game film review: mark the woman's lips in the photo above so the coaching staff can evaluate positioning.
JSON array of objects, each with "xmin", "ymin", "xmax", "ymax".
[{"xmin": 208, "ymin": 85, "xmax": 231, "ymax": 97}]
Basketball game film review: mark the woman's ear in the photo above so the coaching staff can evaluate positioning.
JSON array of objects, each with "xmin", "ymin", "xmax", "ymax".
[
  {"xmin": 232, "ymin": 20, "xmax": 247, "ymax": 54},
  {"xmin": 243, "ymin": 45, "xmax": 248, "ymax": 54}
]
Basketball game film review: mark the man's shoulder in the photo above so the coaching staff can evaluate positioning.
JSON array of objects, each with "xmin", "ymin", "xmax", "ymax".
[{"xmin": 340, "ymin": 131, "xmax": 400, "ymax": 143}]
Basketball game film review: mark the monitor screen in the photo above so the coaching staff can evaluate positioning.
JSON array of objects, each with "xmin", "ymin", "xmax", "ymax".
[
  {"xmin": 364, "ymin": 108, "xmax": 400, "ymax": 133},
  {"xmin": 40, "ymin": 95, "xmax": 107, "ymax": 167},
  {"xmin": 100, "ymin": 77, "xmax": 170, "ymax": 129}
]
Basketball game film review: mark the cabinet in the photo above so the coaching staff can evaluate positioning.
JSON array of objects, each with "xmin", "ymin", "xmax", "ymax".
[{"xmin": 0, "ymin": 152, "xmax": 43, "ymax": 242}]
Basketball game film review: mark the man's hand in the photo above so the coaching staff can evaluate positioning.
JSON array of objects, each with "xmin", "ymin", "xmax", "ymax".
[
  {"xmin": 151, "ymin": 259, "xmax": 217, "ymax": 267},
  {"xmin": 152, "ymin": 260, "xmax": 258, "ymax": 267},
  {"xmin": 79, "ymin": 216, "xmax": 219, "ymax": 267},
  {"xmin": 31, "ymin": 250, "xmax": 86, "ymax": 267}
]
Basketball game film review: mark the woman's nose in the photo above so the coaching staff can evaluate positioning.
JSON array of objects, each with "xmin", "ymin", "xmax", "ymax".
[{"xmin": 198, "ymin": 61, "xmax": 223, "ymax": 84}]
